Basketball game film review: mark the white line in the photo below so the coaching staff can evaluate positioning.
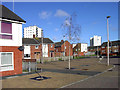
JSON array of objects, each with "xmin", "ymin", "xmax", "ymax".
[{"xmin": 58, "ymin": 61, "xmax": 115, "ymax": 89}]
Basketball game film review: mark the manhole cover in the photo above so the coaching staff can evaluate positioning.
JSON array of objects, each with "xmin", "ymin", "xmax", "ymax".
[
  {"xmin": 82, "ymin": 69, "xmax": 88, "ymax": 70},
  {"xmin": 30, "ymin": 76, "xmax": 51, "ymax": 81},
  {"xmin": 81, "ymin": 65, "xmax": 89, "ymax": 66}
]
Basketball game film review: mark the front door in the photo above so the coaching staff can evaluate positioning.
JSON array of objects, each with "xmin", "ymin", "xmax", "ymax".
[{"xmin": 34, "ymin": 52, "xmax": 40, "ymax": 61}]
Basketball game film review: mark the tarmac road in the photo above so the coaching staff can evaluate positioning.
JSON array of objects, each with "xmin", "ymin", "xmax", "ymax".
[{"xmin": 61, "ymin": 58, "xmax": 119, "ymax": 89}]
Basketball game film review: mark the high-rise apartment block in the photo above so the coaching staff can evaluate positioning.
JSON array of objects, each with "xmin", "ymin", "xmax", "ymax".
[
  {"xmin": 24, "ymin": 26, "xmax": 42, "ymax": 38},
  {"xmin": 90, "ymin": 35, "xmax": 102, "ymax": 46}
]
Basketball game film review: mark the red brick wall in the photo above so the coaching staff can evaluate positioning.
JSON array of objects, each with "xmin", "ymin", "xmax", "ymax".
[
  {"xmin": 55, "ymin": 41, "xmax": 73, "ymax": 57},
  {"xmin": 48, "ymin": 44, "xmax": 55, "ymax": 57},
  {"xmin": 30, "ymin": 45, "xmax": 41, "ymax": 59},
  {"xmin": 0, "ymin": 46, "xmax": 22, "ymax": 77},
  {"xmin": 55, "ymin": 47, "xmax": 61, "ymax": 57},
  {"xmin": 23, "ymin": 44, "xmax": 55, "ymax": 59}
]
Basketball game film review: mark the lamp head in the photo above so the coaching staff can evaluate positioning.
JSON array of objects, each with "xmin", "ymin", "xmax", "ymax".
[{"xmin": 107, "ymin": 16, "xmax": 111, "ymax": 18}]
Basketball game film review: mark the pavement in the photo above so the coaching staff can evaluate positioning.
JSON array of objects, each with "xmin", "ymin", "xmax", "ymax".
[
  {"xmin": 61, "ymin": 58, "xmax": 119, "ymax": 89},
  {"xmin": 1, "ymin": 57, "xmax": 116, "ymax": 88}
]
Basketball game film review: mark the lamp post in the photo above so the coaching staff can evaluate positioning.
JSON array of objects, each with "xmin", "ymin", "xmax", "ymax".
[
  {"xmin": 41, "ymin": 29, "xmax": 43, "ymax": 64},
  {"xmin": 107, "ymin": 16, "xmax": 111, "ymax": 66},
  {"xmin": 63, "ymin": 35, "xmax": 65, "ymax": 61}
]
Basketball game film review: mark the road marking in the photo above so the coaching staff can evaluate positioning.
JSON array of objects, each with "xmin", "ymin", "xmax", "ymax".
[{"xmin": 58, "ymin": 61, "xmax": 115, "ymax": 89}]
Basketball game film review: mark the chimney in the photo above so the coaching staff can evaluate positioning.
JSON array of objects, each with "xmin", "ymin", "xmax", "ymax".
[
  {"xmin": 61, "ymin": 40, "xmax": 64, "ymax": 42},
  {"xmin": 33, "ymin": 34, "xmax": 35, "ymax": 38}
]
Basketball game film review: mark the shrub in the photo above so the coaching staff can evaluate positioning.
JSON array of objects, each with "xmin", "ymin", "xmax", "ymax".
[{"xmin": 58, "ymin": 58, "xmax": 62, "ymax": 61}]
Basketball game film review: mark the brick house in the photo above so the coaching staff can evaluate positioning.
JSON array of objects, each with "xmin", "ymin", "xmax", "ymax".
[
  {"xmin": 22, "ymin": 38, "xmax": 54, "ymax": 62},
  {"xmin": 0, "ymin": 5, "xmax": 26, "ymax": 76},
  {"xmin": 88, "ymin": 46, "xmax": 101, "ymax": 55},
  {"xmin": 55, "ymin": 40, "xmax": 73, "ymax": 57},
  {"xmin": 101, "ymin": 40, "xmax": 120, "ymax": 56},
  {"xmin": 73, "ymin": 43, "xmax": 88, "ymax": 56}
]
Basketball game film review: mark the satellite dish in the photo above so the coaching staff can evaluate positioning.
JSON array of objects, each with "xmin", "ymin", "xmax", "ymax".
[{"xmin": 18, "ymin": 46, "xmax": 24, "ymax": 51}]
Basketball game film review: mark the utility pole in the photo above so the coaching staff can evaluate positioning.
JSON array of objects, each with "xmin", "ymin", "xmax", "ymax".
[
  {"xmin": 13, "ymin": 0, "xmax": 14, "ymax": 12},
  {"xmin": 41, "ymin": 29, "xmax": 43, "ymax": 64},
  {"xmin": 107, "ymin": 16, "xmax": 111, "ymax": 66}
]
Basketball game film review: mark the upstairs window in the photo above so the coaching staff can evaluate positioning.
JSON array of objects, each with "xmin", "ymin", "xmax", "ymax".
[
  {"xmin": 0, "ymin": 21, "xmax": 12, "ymax": 39},
  {"xmin": 35, "ymin": 45, "xmax": 39, "ymax": 49}
]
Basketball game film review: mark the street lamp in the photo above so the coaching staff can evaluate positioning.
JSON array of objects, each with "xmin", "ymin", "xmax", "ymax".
[
  {"xmin": 107, "ymin": 16, "xmax": 111, "ymax": 66},
  {"xmin": 41, "ymin": 29, "xmax": 43, "ymax": 64}
]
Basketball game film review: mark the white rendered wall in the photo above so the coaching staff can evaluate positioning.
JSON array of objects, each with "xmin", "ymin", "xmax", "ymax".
[
  {"xmin": 38, "ymin": 28, "xmax": 42, "ymax": 37},
  {"xmin": 93, "ymin": 36, "xmax": 101, "ymax": 46},
  {"xmin": 81, "ymin": 43, "xmax": 88, "ymax": 52},
  {"xmin": 0, "ymin": 22, "xmax": 22, "ymax": 46},
  {"xmin": 24, "ymin": 26, "xmax": 36, "ymax": 38},
  {"xmin": 72, "ymin": 44, "xmax": 77, "ymax": 48},
  {"xmin": 24, "ymin": 45, "xmax": 30, "ymax": 54},
  {"xmin": 24, "ymin": 26, "xmax": 42, "ymax": 38},
  {"xmin": 42, "ymin": 44, "xmax": 48, "ymax": 57},
  {"xmin": 24, "ymin": 45, "xmax": 31, "ymax": 59}
]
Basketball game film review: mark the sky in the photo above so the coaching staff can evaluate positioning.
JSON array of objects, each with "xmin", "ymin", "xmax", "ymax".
[{"xmin": 2, "ymin": 2, "xmax": 118, "ymax": 46}]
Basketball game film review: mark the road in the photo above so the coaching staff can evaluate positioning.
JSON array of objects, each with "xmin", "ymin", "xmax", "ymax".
[{"xmin": 60, "ymin": 58, "xmax": 119, "ymax": 88}]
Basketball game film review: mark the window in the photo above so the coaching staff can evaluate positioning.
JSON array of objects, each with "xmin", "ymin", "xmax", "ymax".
[
  {"xmin": 102, "ymin": 50, "xmax": 105, "ymax": 53},
  {"xmin": 113, "ymin": 46, "xmax": 118, "ymax": 48},
  {"xmin": 114, "ymin": 49, "xmax": 118, "ymax": 52},
  {"xmin": 0, "ymin": 21, "xmax": 12, "ymax": 39},
  {"xmin": 35, "ymin": 45, "xmax": 39, "ymax": 49},
  {"xmin": 24, "ymin": 54, "xmax": 30, "ymax": 58},
  {"xmin": 102, "ymin": 46, "xmax": 105, "ymax": 48},
  {"xmin": 51, "ymin": 44, "xmax": 53, "ymax": 48},
  {"xmin": 0, "ymin": 52, "xmax": 14, "ymax": 71},
  {"xmin": 65, "ymin": 46, "xmax": 66, "ymax": 49}
]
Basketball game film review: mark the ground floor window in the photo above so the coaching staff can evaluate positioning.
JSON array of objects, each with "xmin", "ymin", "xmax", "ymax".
[
  {"xmin": 0, "ymin": 52, "xmax": 14, "ymax": 71},
  {"xmin": 24, "ymin": 54, "xmax": 30, "ymax": 58}
]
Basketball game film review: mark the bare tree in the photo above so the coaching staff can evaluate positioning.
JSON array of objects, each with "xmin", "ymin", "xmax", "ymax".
[{"xmin": 61, "ymin": 12, "xmax": 81, "ymax": 69}]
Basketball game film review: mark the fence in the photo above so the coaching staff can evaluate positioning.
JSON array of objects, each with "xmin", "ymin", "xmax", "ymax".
[
  {"xmin": 41, "ymin": 56, "xmax": 73, "ymax": 63},
  {"xmin": 22, "ymin": 59, "xmax": 37, "ymax": 72}
]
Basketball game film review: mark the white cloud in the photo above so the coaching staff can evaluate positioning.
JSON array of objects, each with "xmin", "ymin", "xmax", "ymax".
[
  {"xmin": 39, "ymin": 11, "xmax": 51, "ymax": 19},
  {"xmin": 54, "ymin": 9, "xmax": 70, "ymax": 17}
]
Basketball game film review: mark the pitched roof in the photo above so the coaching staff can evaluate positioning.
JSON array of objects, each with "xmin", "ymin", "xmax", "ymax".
[
  {"xmin": 88, "ymin": 46, "xmax": 101, "ymax": 49},
  {"xmin": 101, "ymin": 40, "xmax": 120, "ymax": 47},
  {"xmin": 22, "ymin": 38, "xmax": 54, "ymax": 45},
  {"xmin": 0, "ymin": 5, "xmax": 26, "ymax": 23},
  {"xmin": 36, "ymin": 38, "xmax": 54, "ymax": 44},
  {"xmin": 55, "ymin": 41, "xmax": 64, "ymax": 47},
  {"xmin": 22, "ymin": 38, "xmax": 39, "ymax": 45}
]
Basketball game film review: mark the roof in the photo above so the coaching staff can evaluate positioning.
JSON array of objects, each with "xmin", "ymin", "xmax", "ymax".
[
  {"xmin": 101, "ymin": 40, "xmax": 120, "ymax": 47},
  {"xmin": 88, "ymin": 46, "xmax": 101, "ymax": 49},
  {"xmin": 22, "ymin": 38, "xmax": 39, "ymax": 45},
  {"xmin": 55, "ymin": 41, "xmax": 65, "ymax": 48},
  {"xmin": 22, "ymin": 38, "xmax": 54, "ymax": 45},
  {"xmin": 0, "ymin": 5, "xmax": 26, "ymax": 23},
  {"xmin": 36, "ymin": 38, "xmax": 54, "ymax": 44}
]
